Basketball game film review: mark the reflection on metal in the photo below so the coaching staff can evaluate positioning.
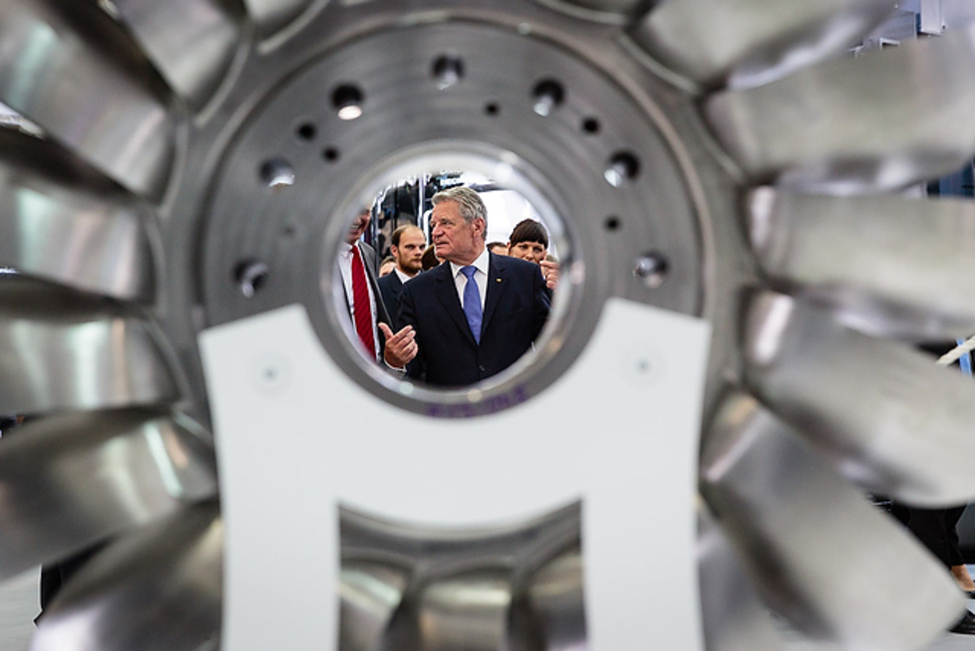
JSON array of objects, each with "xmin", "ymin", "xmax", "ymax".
[
  {"xmin": 0, "ymin": 0, "xmax": 973, "ymax": 649},
  {"xmin": 706, "ymin": 23, "xmax": 975, "ymax": 192},
  {"xmin": 0, "ymin": 409, "xmax": 216, "ymax": 580},
  {"xmin": 0, "ymin": 278, "xmax": 180, "ymax": 415},
  {"xmin": 697, "ymin": 505, "xmax": 784, "ymax": 651},
  {"xmin": 633, "ymin": 0, "xmax": 896, "ymax": 88},
  {"xmin": 744, "ymin": 291, "xmax": 975, "ymax": 506},
  {"xmin": 703, "ymin": 393, "xmax": 964, "ymax": 648},
  {"xmin": 0, "ymin": 0, "xmax": 175, "ymax": 198},
  {"xmin": 109, "ymin": 0, "xmax": 244, "ymax": 109},
  {"xmin": 32, "ymin": 501, "xmax": 223, "ymax": 651},
  {"xmin": 749, "ymin": 188, "xmax": 975, "ymax": 338},
  {"xmin": 0, "ymin": 128, "xmax": 156, "ymax": 302}
]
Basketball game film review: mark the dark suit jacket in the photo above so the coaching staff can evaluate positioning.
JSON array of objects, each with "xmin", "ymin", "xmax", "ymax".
[
  {"xmin": 399, "ymin": 252, "xmax": 550, "ymax": 387},
  {"xmin": 341, "ymin": 241, "xmax": 391, "ymax": 360},
  {"xmin": 377, "ymin": 271, "xmax": 404, "ymax": 331}
]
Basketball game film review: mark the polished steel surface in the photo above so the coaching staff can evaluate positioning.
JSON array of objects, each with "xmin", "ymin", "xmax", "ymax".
[
  {"xmin": 697, "ymin": 505, "xmax": 784, "ymax": 651},
  {"xmin": 110, "ymin": 0, "xmax": 244, "ymax": 109},
  {"xmin": 749, "ymin": 188, "xmax": 975, "ymax": 338},
  {"xmin": 0, "ymin": 0, "xmax": 175, "ymax": 198},
  {"xmin": 633, "ymin": 0, "xmax": 895, "ymax": 88},
  {"xmin": 0, "ymin": 409, "xmax": 216, "ymax": 580},
  {"xmin": 420, "ymin": 571, "xmax": 512, "ymax": 651},
  {"xmin": 0, "ymin": 278, "xmax": 180, "ymax": 415},
  {"xmin": 31, "ymin": 501, "xmax": 222, "ymax": 651},
  {"xmin": 706, "ymin": 23, "xmax": 975, "ymax": 191},
  {"xmin": 242, "ymin": 0, "xmax": 314, "ymax": 36},
  {"xmin": 0, "ymin": 0, "xmax": 972, "ymax": 649},
  {"xmin": 703, "ymin": 393, "xmax": 964, "ymax": 650},
  {"xmin": 744, "ymin": 291, "xmax": 975, "ymax": 506},
  {"xmin": 0, "ymin": 128, "xmax": 156, "ymax": 302},
  {"xmin": 524, "ymin": 548, "xmax": 586, "ymax": 651},
  {"xmin": 339, "ymin": 561, "xmax": 409, "ymax": 651}
]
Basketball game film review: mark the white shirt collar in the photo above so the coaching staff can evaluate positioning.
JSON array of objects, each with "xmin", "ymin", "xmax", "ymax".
[
  {"xmin": 394, "ymin": 267, "xmax": 414, "ymax": 283},
  {"xmin": 449, "ymin": 246, "xmax": 490, "ymax": 279}
]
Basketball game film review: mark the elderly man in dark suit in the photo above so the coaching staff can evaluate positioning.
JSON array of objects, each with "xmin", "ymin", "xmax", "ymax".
[
  {"xmin": 381, "ymin": 186, "xmax": 550, "ymax": 387},
  {"xmin": 377, "ymin": 224, "xmax": 425, "ymax": 330}
]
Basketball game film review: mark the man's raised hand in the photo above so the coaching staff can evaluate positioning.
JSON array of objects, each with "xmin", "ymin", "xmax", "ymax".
[{"xmin": 379, "ymin": 323, "xmax": 418, "ymax": 368}]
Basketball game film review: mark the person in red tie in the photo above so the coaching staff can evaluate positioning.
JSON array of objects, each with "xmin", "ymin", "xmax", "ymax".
[{"xmin": 337, "ymin": 208, "xmax": 416, "ymax": 364}]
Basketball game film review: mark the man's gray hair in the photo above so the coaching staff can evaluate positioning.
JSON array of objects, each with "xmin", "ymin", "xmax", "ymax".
[{"xmin": 431, "ymin": 186, "xmax": 487, "ymax": 238}]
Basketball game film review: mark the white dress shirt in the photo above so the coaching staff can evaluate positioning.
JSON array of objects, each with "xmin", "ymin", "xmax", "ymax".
[
  {"xmin": 337, "ymin": 241, "xmax": 380, "ymax": 358},
  {"xmin": 394, "ymin": 267, "xmax": 413, "ymax": 284},
  {"xmin": 448, "ymin": 247, "xmax": 489, "ymax": 311}
]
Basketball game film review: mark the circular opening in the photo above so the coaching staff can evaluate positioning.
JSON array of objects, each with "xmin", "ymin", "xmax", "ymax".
[
  {"xmin": 432, "ymin": 55, "xmax": 465, "ymax": 90},
  {"xmin": 633, "ymin": 252, "xmax": 669, "ymax": 288},
  {"xmin": 323, "ymin": 147, "xmax": 341, "ymax": 163},
  {"xmin": 604, "ymin": 216, "xmax": 620, "ymax": 231},
  {"xmin": 333, "ymin": 84, "xmax": 365, "ymax": 121},
  {"xmin": 324, "ymin": 162, "xmax": 573, "ymax": 413},
  {"xmin": 581, "ymin": 117, "xmax": 600, "ymax": 135},
  {"xmin": 259, "ymin": 158, "xmax": 295, "ymax": 189},
  {"xmin": 484, "ymin": 102, "xmax": 500, "ymax": 117},
  {"xmin": 532, "ymin": 79, "xmax": 565, "ymax": 117},
  {"xmin": 234, "ymin": 259, "xmax": 269, "ymax": 297},
  {"xmin": 603, "ymin": 151, "xmax": 640, "ymax": 188},
  {"xmin": 296, "ymin": 122, "xmax": 317, "ymax": 141}
]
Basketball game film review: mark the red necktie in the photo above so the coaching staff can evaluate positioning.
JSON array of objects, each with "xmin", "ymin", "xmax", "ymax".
[{"xmin": 350, "ymin": 246, "xmax": 376, "ymax": 357}]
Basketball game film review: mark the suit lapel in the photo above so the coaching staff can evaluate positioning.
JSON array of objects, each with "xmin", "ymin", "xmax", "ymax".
[
  {"xmin": 481, "ymin": 252, "xmax": 505, "ymax": 337},
  {"xmin": 433, "ymin": 263, "xmax": 477, "ymax": 346}
]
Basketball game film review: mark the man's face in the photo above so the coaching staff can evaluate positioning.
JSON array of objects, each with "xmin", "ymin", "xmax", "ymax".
[
  {"xmin": 392, "ymin": 228, "xmax": 426, "ymax": 275},
  {"xmin": 431, "ymin": 201, "xmax": 484, "ymax": 265},
  {"xmin": 346, "ymin": 210, "xmax": 371, "ymax": 245},
  {"xmin": 508, "ymin": 240, "xmax": 547, "ymax": 264}
]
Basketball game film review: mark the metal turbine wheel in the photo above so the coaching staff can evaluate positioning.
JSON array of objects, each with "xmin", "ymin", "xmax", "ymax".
[{"xmin": 1, "ymin": 0, "xmax": 975, "ymax": 649}]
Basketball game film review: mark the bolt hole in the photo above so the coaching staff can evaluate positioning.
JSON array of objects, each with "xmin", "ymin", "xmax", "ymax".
[
  {"xmin": 234, "ymin": 260, "xmax": 269, "ymax": 298},
  {"xmin": 582, "ymin": 117, "xmax": 600, "ymax": 134},
  {"xmin": 295, "ymin": 122, "xmax": 317, "ymax": 141},
  {"xmin": 604, "ymin": 151, "xmax": 640, "ymax": 187},
  {"xmin": 323, "ymin": 147, "xmax": 341, "ymax": 163},
  {"xmin": 532, "ymin": 79, "xmax": 565, "ymax": 117},
  {"xmin": 281, "ymin": 225, "xmax": 296, "ymax": 238},
  {"xmin": 604, "ymin": 216, "xmax": 621, "ymax": 232},
  {"xmin": 633, "ymin": 252, "xmax": 669, "ymax": 288},
  {"xmin": 484, "ymin": 102, "xmax": 500, "ymax": 117},
  {"xmin": 332, "ymin": 84, "xmax": 364, "ymax": 121},
  {"xmin": 259, "ymin": 158, "xmax": 294, "ymax": 190},
  {"xmin": 432, "ymin": 55, "xmax": 464, "ymax": 89}
]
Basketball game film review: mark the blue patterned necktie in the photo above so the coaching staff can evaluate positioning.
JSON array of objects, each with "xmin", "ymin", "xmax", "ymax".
[{"xmin": 461, "ymin": 266, "xmax": 482, "ymax": 344}]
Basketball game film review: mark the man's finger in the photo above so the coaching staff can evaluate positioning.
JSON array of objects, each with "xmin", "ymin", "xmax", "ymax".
[{"xmin": 378, "ymin": 322, "xmax": 393, "ymax": 341}]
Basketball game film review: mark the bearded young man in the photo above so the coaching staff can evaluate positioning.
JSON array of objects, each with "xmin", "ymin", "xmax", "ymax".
[{"xmin": 377, "ymin": 224, "xmax": 425, "ymax": 329}]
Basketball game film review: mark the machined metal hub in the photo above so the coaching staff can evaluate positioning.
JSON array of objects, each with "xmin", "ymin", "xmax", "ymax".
[{"xmin": 2, "ymin": 1, "xmax": 975, "ymax": 650}]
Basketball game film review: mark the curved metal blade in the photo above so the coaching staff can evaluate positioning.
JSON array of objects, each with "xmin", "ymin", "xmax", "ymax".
[
  {"xmin": 523, "ymin": 547, "xmax": 586, "ymax": 651},
  {"xmin": 705, "ymin": 24, "xmax": 975, "ymax": 191},
  {"xmin": 0, "ymin": 0, "xmax": 175, "ymax": 198},
  {"xmin": 697, "ymin": 503, "xmax": 785, "ymax": 651},
  {"xmin": 0, "ymin": 277, "xmax": 181, "ymax": 415},
  {"xmin": 0, "ymin": 409, "xmax": 216, "ymax": 580},
  {"xmin": 702, "ymin": 392, "xmax": 964, "ymax": 649},
  {"xmin": 109, "ymin": 0, "xmax": 244, "ymax": 109},
  {"xmin": 31, "ymin": 501, "xmax": 222, "ymax": 651},
  {"xmin": 743, "ymin": 290, "xmax": 975, "ymax": 506},
  {"xmin": 0, "ymin": 128, "xmax": 155, "ymax": 302},
  {"xmin": 243, "ymin": 0, "xmax": 313, "ymax": 36},
  {"xmin": 749, "ymin": 188, "xmax": 975, "ymax": 338},
  {"xmin": 633, "ymin": 0, "xmax": 894, "ymax": 89},
  {"xmin": 418, "ymin": 571, "xmax": 512, "ymax": 651},
  {"xmin": 339, "ymin": 561, "xmax": 409, "ymax": 651}
]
